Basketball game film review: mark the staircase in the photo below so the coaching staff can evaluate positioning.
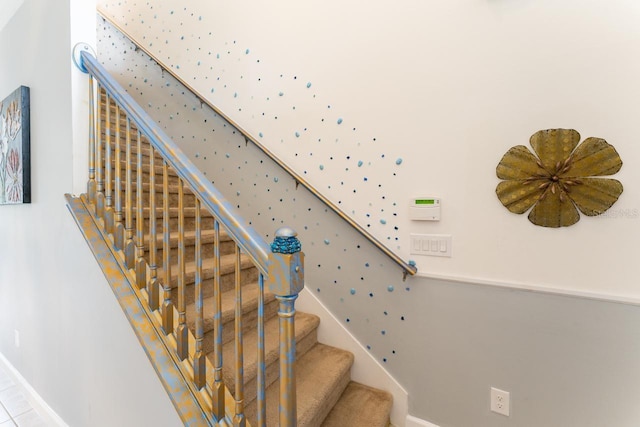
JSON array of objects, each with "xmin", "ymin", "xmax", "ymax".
[{"xmin": 69, "ymin": 47, "xmax": 393, "ymax": 426}]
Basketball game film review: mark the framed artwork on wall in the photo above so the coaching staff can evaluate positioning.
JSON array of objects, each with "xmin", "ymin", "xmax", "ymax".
[{"xmin": 0, "ymin": 86, "xmax": 30, "ymax": 205}]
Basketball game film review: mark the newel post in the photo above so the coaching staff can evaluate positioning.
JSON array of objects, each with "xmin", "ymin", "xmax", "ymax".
[{"xmin": 268, "ymin": 226, "xmax": 304, "ymax": 427}]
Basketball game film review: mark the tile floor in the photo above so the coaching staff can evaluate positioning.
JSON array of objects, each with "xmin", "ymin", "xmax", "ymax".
[{"xmin": 0, "ymin": 364, "xmax": 51, "ymax": 427}]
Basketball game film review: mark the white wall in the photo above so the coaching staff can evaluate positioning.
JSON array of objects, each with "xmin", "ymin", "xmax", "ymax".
[
  {"xmin": 98, "ymin": 0, "xmax": 640, "ymax": 300},
  {"xmin": 0, "ymin": 1, "xmax": 181, "ymax": 426}
]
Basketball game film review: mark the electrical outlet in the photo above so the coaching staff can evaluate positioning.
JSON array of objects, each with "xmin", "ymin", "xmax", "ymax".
[
  {"xmin": 14, "ymin": 330, "xmax": 19, "ymax": 348},
  {"xmin": 490, "ymin": 387, "xmax": 510, "ymax": 416}
]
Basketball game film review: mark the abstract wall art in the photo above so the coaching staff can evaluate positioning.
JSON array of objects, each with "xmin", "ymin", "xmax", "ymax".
[
  {"xmin": 0, "ymin": 86, "xmax": 30, "ymax": 205},
  {"xmin": 496, "ymin": 129, "xmax": 623, "ymax": 228}
]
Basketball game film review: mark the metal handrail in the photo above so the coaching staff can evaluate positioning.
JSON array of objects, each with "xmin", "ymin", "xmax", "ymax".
[
  {"xmin": 80, "ymin": 50, "xmax": 271, "ymax": 275},
  {"xmin": 96, "ymin": 8, "xmax": 417, "ymax": 278}
]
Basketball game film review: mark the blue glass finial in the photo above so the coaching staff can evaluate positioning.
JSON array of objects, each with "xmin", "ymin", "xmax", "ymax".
[{"xmin": 272, "ymin": 227, "xmax": 301, "ymax": 254}]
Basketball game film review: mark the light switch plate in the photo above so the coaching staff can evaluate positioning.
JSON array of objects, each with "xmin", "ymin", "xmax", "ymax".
[{"xmin": 409, "ymin": 234, "xmax": 452, "ymax": 257}]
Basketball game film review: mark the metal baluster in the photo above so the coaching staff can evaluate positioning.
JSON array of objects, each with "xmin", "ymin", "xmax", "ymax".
[
  {"xmin": 176, "ymin": 179, "xmax": 188, "ymax": 360},
  {"xmin": 147, "ymin": 145, "xmax": 159, "ymax": 311},
  {"xmin": 193, "ymin": 197, "xmax": 205, "ymax": 388},
  {"xmin": 113, "ymin": 105, "xmax": 124, "ymax": 250},
  {"xmin": 234, "ymin": 245, "xmax": 246, "ymax": 427},
  {"xmin": 277, "ymin": 294, "xmax": 298, "ymax": 427},
  {"xmin": 95, "ymin": 87, "xmax": 104, "ymax": 218},
  {"xmin": 212, "ymin": 219, "xmax": 225, "ymax": 420},
  {"xmin": 161, "ymin": 160, "xmax": 174, "ymax": 334},
  {"xmin": 87, "ymin": 75, "xmax": 96, "ymax": 205},
  {"xmin": 135, "ymin": 130, "xmax": 146, "ymax": 289},
  {"xmin": 123, "ymin": 119, "xmax": 135, "ymax": 269},
  {"xmin": 268, "ymin": 227, "xmax": 305, "ymax": 427},
  {"xmin": 256, "ymin": 273, "xmax": 266, "ymax": 427},
  {"xmin": 104, "ymin": 94, "xmax": 114, "ymax": 232}
]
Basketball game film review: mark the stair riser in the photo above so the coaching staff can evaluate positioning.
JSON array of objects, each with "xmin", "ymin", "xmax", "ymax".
[
  {"xmin": 144, "ymin": 240, "xmax": 236, "ymax": 264},
  {"xmin": 100, "ymin": 137, "xmax": 160, "ymax": 160},
  {"xmin": 102, "ymin": 214, "xmax": 217, "ymax": 239},
  {"xmin": 140, "ymin": 216, "xmax": 216, "ymax": 234},
  {"xmin": 230, "ymin": 326, "xmax": 319, "ymax": 407},
  {"xmin": 145, "ymin": 243, "xmax": 215, "ymax": 265},
  {"xmin": 308, "ymin": 373, "xmax": 351, "ymax": 427},
  {"xmin": 202, "ymin": 297, "xmax": 279, "ymax": 351},
  {"xmin": 169, "ymin": 267, "xmax": 260, "ymax": 307},
  {"xmin": 109, "ymin": 188, "xmax": 197, "ymax": 209},
  {"xmin": 100, "ymin": 158, "xmax": 180, "ymax": 179}
]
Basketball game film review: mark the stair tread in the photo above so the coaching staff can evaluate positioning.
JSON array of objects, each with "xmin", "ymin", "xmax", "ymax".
[
  {"xmin": 220, "ymin": 311, "xmax": 320, "ymax": 389},
  {"xmin": 163, "ymin": 253, "xmax": 255, "ymax": 287},
  {"xmin": 185, "ymin": 281, "xmax": 273, "ymax": 333},
  {"xmin": 146, "ymin": 228, "xmax": 232, "ymax": 249},
  {"xmin": 245, "ymin": 343, "xmax": 354, "ymax": 427},
  {"xmin": 320, "ymin": 382, "xmax": 393, "ymax": 427}
]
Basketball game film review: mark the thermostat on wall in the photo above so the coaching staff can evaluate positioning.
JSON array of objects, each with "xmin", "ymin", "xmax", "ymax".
[{"xmin": 409, "ymin": 197, "xmax": 441, "ymax": 221}]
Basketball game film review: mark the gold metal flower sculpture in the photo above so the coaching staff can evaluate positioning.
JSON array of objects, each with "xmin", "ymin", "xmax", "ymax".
[{"xmin": 496, "ymin": 129, "xmax": 623, "ymax": 228}]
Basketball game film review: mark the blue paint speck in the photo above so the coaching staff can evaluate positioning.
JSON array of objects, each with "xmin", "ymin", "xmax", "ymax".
[
  {"xmin": 380, "ymin": 219, "xmax": 387, "ymax": 225},
  {"xmin": 408, "ymin": 260, "xmax": 416, "ymax": 267},
  {"xmin": 319, "ymin": 165, "xmax": 324, "ymax": 170},
  {"xmin": 337, "ymin": 118, "xmax": 343, "ymax": 125},
  {"xmin": 279, "ymin": 91, "xmax": 284, "ymax": 96},
  {"xmin": 225, "ymin": 153, "xmax": 230, "ymax": 158},
  {"xmin": 274, "ymin": 177, "xmax": 279, "ymax": 183},
  {"xmin": 307, "ymin": 82, "xmax": 312, "ymax": 88},
  {"xmin": 381, "ymin": 330, "xmax": 386, "ymax": 335},
  {"xmin": 387, "ymin": 285, "xmax": 394, "ymax": 292},
  {"xmin": 324, "ymin": 239, "xmax": 330, "ymax": 245},
  {"xmin": 246, "ymin": 48, "xmax": 250, "ymax": 54},
  {"xmin": 357, "ymin": 160, "xmax": 363, "ymax": 167},
  {"xmin": 396, "ymin": 158, "xmax": 403, "ymax": 165},
  {"xmin": 350, "ymin": 288, "xmax": 356, "ymax": 295},
  {"xmin": 295, "ymin": 131, "xmax": 300, "ymax": 138},
  {"xmin": 259, "ymin": 132, "xmax": 264, "ymax": 138}
]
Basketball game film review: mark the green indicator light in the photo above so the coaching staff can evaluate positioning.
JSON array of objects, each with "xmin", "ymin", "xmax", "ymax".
[{"xmin": 415, "ymin": 199, "xmax": 435, "ymax": 205}]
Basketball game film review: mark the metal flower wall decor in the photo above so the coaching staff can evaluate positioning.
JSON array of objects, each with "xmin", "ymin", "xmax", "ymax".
[{"xmin": 496, "ymin": 129, "xmax": 623, "ymax": 228}]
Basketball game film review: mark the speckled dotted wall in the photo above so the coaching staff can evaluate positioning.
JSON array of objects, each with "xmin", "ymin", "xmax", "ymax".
[{"xmin": 98, "ymin": 17, "xmax": 411, "ymax": 373}]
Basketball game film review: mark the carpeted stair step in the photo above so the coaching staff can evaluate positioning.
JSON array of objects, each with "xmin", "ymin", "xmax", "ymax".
[
  {"xmin": 160, "ymin": 253, "xmax": 258, "ymax": 305},
  {"xmin": 244, "ymin": 343, "xmax": 354, "ymax": 427},
  {"xmin": 320, "ymin": 382, "xmax": 393, "ymax": 427},
  {"xmin": 104, "ymin": 155, "xmax": 180, "ymax": 179},
  {"xmin": 143, "ymin": 228, "xmax": 236, "ymax": 264},
  {"xmin": 185, "ymin": 284, "xmax": 279, "ymax": 348},
  {"xmin": 221, "ymin": 311, "xmax": 320, "ymax": 406}
]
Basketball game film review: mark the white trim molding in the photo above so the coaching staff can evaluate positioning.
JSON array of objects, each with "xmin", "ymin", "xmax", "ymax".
[
  {"xmin": 0, "ymin": 352, "xmax": 69, "ymax": 426},
  {"xmin": 406, "ymin": 414, "xmax": 440, "ymax": 427},
  {"xmin": 415, "ymin": 271, "xmax": 640, "ymax": 307}
]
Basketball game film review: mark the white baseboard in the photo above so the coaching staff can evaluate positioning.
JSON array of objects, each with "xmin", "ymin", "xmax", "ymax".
[
  {"xmin": 296, "ymin": 288, "xmax": 409, "ymax": 427},
  {"xmin": 406, "ymin": 414, "xmax": 440, "ymax": 427},
  {"xmin": 0, "ymin": 352, "xmax": 69, "ymax": 426}
]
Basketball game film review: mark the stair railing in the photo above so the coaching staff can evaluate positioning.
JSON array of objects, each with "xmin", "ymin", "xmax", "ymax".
[
  {"xmin": 75, "ymin": 43, "xmax": 302, "ymax": 427},
  {"xmin": 97, "ymin": 8, "xmax": 417, "ymax": 280}
]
